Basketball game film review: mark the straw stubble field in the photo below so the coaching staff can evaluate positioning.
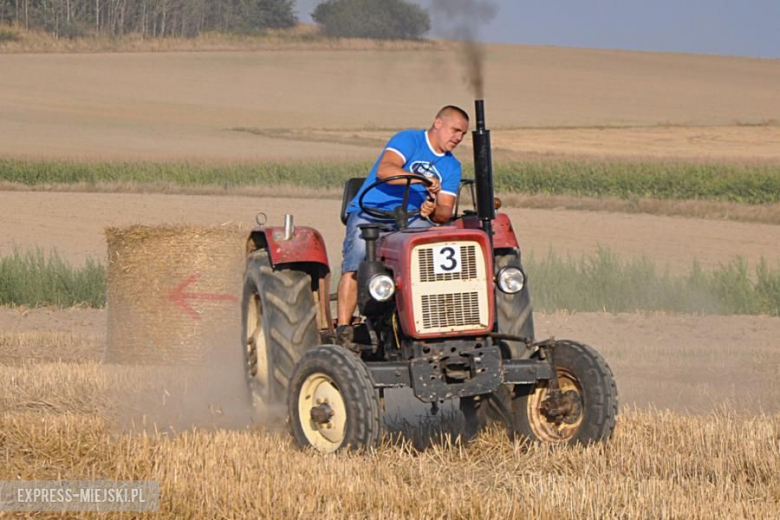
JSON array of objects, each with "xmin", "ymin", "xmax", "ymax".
[
  {"xmin": 1, "ymin": 44, "xmax": 780, "ymax": 517},
  {"xmin": 2, "ymin": 310, "xmax": 780, "ymax": 518}
]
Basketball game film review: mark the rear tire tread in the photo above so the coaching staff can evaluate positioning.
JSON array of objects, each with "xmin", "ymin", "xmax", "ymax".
[{"xmin": 242, "ymin": 250, "xmax": 319, "ymax": 404}]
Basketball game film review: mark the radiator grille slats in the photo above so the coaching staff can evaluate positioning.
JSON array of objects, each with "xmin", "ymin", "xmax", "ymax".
[
  {"xmin": 418, "ymin": 245, "xmax": 477, "ymax": 282},
  {"xmin": 421, "ymin": 292, "xmax": 481, "ymax": 329}
]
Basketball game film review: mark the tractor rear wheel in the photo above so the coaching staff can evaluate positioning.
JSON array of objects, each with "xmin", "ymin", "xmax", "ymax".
[
  {"xmin": 513, "ymin": 341, "xmax": 618, "ymax": 445},
  {"xmin": 288, "ymin": 345, "xmax": 381, "ymax": 452},
  {"xmin": 241, "ymin": 250, "xmax": 319, "ymax": 407},
  {"xmin": 462, "ymin": 249, "xmax": 535, "ymax": 438}
]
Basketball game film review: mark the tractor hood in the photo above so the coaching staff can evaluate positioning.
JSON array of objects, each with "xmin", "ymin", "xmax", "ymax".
[{"xmin": 377, "ymin": 226, "xmax": 495, "ymax": 340}]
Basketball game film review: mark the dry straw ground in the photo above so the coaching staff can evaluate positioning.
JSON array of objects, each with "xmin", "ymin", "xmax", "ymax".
[
  {"xmin": 2, "ymin": 406, "xmax": 778, "ymax": 518},
  {"xmin": 2, "ymin": 363, "xmax": 779, "ymax": 518},
  {"xmin": 2, "ymin": 315, "xmax": 780, "ymax": 518}
]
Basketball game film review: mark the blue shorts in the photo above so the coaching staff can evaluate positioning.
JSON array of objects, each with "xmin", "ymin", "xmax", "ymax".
[{"xmin": 341, "ymin": 211, "xmax": 432, "ymax": 273}]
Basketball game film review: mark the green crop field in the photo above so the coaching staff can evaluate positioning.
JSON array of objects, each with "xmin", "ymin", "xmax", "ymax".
[{"xmin": 494, "ymin": 160, "xmax": 780, "ymax": 204}]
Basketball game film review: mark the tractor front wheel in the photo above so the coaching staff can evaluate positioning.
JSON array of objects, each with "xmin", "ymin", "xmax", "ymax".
[
  {"xmin": 513, "ymin": 341, "xmax": 618, "ymax": 445},
  {"xmin": 288, "ymin": 346, "xmax": 381, "ymax": 452}
]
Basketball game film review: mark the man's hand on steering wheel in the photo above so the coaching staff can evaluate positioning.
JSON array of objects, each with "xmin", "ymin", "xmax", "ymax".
[
  {"xmin": 358, "ymin": 173, "xmax": 434, "ymax": 228},
  {"xmin": 426, "ymin": 176, "xmax": 441, "ymax": 196}
]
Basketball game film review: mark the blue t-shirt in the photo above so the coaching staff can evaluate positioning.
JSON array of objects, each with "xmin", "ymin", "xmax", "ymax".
[{"xmin": 347, "ymin": 129, "xmax": 462, "ymax": 216}]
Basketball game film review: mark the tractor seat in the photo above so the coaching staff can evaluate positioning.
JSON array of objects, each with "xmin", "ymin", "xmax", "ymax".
[{"xmin": 340, "ymin": 177, "xmax": 366, "ymax": 225}]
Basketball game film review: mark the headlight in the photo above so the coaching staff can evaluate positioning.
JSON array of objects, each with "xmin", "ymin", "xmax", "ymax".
[
  {"xmin": 497, "ymin": 267, "xmax": 525, "ymax": 294},
  {"xmin": 368, "ymin": 274, "xmax": 395, "ymax": 301}
]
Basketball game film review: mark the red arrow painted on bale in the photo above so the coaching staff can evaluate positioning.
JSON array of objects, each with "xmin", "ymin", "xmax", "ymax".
[{"xmin": 167, "ymin": 274, "xmax": 238, "ymax": 320}]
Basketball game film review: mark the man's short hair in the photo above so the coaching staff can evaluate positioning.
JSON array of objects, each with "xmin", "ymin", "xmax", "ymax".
[{"xmin": 436, "ymin": 105, "xmax": 470, "ymax": 122}]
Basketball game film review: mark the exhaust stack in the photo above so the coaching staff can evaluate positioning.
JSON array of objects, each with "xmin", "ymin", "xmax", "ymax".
[
  {"xmin": 472, "ymin": 99, "xmax": 495, "ymax": 243},
  {"xmin": 473, "ymin": 99, "xmax": 500, "ymax": 333}
]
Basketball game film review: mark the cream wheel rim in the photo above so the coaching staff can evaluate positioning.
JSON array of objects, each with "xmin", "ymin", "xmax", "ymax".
[
  {"xmin": 247, "ymin": 293, "xmax": 269, "ymax": 394},
  {"xmin": 527, "ymin": 368, "xmax": 584, "ymax": 443},
  {"xmin": 298, "ymin": 373, "xmax": 347, "ymax": 452}
]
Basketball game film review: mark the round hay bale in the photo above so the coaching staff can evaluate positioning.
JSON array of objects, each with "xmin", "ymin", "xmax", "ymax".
[{"xmin": 105, "ymin": 224, "xmax": 247, "ymax": 365}]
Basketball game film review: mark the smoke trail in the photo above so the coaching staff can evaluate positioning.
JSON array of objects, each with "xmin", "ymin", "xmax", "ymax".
[{"xmin": 430, "ymin": 0, "xmax": 498, "ymax": 98}]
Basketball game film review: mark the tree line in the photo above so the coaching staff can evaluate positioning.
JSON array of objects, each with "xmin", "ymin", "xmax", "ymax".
[
  {"xmin": 0, "ymin": 0, "xmax": 297, "ymax": 38},
  {"xmin": 0, "ymin": 0, "xmax": 431, "ymax": 40}
]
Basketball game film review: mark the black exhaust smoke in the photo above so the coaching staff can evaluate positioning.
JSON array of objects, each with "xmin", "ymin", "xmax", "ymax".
[
  {"xmin": 430, "ymin": 1, "xmax": 497, "ymax": 226},
  {"xmin": 472, "ymin": 99, "xmax": 495, "ymax": 229},
  {"xmin": 431, "ymin": 0, "xmax": 497, "ymax": 98}
]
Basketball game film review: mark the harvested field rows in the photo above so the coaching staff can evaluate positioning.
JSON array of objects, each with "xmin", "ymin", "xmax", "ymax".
[
  {"xmin": 1, "ymin": 47, "xmax": 779, "ymax": 161},
  {"xmin": 254, "ymin": 125, "xmax": 780, "ymax": 163}
]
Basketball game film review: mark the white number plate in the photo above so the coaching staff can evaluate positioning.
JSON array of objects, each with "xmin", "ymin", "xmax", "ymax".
[{"xmin": 433, "ymin": 245, "xmax": 462, "ymax": 275}]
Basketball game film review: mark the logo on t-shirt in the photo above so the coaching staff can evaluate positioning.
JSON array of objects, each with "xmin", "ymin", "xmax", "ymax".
[{"xmin": 410, "ymin": 161, "xmax": 441, "ymax": 179}]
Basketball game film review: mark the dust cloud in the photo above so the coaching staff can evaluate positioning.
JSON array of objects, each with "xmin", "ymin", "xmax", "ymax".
[
  {"xmin": 108, "ymin": 305, "xmax": 284, "ymax": 435},
  {"xmin": 431, "ymin": 0, "xmax": 498, "ymax": 98}
]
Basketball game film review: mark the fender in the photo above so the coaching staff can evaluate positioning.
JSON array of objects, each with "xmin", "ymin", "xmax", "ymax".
[
  {"xmin": 454, "ymin": 212, "xmax": 520, "ymax": 249},
  {"xmin": 247, "ymin": 226, "xmax": 330, "ymax": 270}
]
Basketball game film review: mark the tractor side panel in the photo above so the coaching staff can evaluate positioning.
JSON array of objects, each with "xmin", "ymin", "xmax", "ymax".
[
  {"xmin": 454, "ymin": 213, "xmax": 519, "ymax": 250},
  {"xmin": 248, "ymin": 226, "xmax": 330, "ymax": 269},
  {"xmin": 492, "ymin": 213, "xmax": 520, "ymax": 249}
]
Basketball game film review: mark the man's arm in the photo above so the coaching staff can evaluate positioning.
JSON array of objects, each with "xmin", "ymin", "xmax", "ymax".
[
  {"xmin": 377, "ymin": 150, "xmax": 442, "ymax": 193},
  {"xmin": 376, "ymin": 150, "xmax": 409, "ymax": 183}
]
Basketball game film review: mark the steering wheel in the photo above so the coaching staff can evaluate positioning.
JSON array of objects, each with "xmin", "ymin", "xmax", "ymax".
[{"xmin": 358, "ymin": 174, "xmax": 434, "ymax": 229}]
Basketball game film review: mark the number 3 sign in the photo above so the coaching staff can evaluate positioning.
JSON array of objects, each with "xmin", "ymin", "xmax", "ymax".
[{"xmin": 433, "ymin": 245, "xmax": 462, "ymax": 275}]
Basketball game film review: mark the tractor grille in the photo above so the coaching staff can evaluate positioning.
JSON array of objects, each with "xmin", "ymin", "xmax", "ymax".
[
  {"xmin": 411, "ymin": 241, "xmax": 489, "ymax": 334},
  {"xmin": 421, "ymin": 292, "xmax": 481, "ymax": 329},
  {"xmin": 417, "ymin": 245, "xmax": 478, "ymax": 282}
]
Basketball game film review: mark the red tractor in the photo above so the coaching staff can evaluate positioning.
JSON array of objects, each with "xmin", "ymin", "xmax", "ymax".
[{"xmin": 241, "ymin": 100, "xmax": 618, "ymax": 452}]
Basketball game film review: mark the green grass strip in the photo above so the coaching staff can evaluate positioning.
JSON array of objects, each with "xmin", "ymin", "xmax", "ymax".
[
  {"xmin": 2, "ymin": 159, "xmax": 780, "ymax": 204},
  {"xmin": 0, "ymin": 248, "xmax": 105, "ymax": 308},
  {"xmin": 526, "ymin": 247, "xmax": 780, "ymax": 316},
  {"xmin": 0, "ymin": 159, "xmax": 371, "ymax": 191},
  {"xmin": 2, "ymin": 246, "xmax": 779, "ymax": 316},
  {"xmin": 494, "ymin": 161, "xmax": 780, "ymax": 204}
]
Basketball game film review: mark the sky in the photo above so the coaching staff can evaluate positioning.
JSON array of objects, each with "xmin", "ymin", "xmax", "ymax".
[{"xmin": 294, "ymin": 0, "xmax": 780, "ymax": 59}]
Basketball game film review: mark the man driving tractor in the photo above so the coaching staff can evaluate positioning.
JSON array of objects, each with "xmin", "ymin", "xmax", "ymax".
[
  {"xmin": 336, "ymin": 105, "xmax": 471, "ymax": 347},
  {"xmin": 242, "ymin": 99, "xmax": 617, "ymax": 451}
]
